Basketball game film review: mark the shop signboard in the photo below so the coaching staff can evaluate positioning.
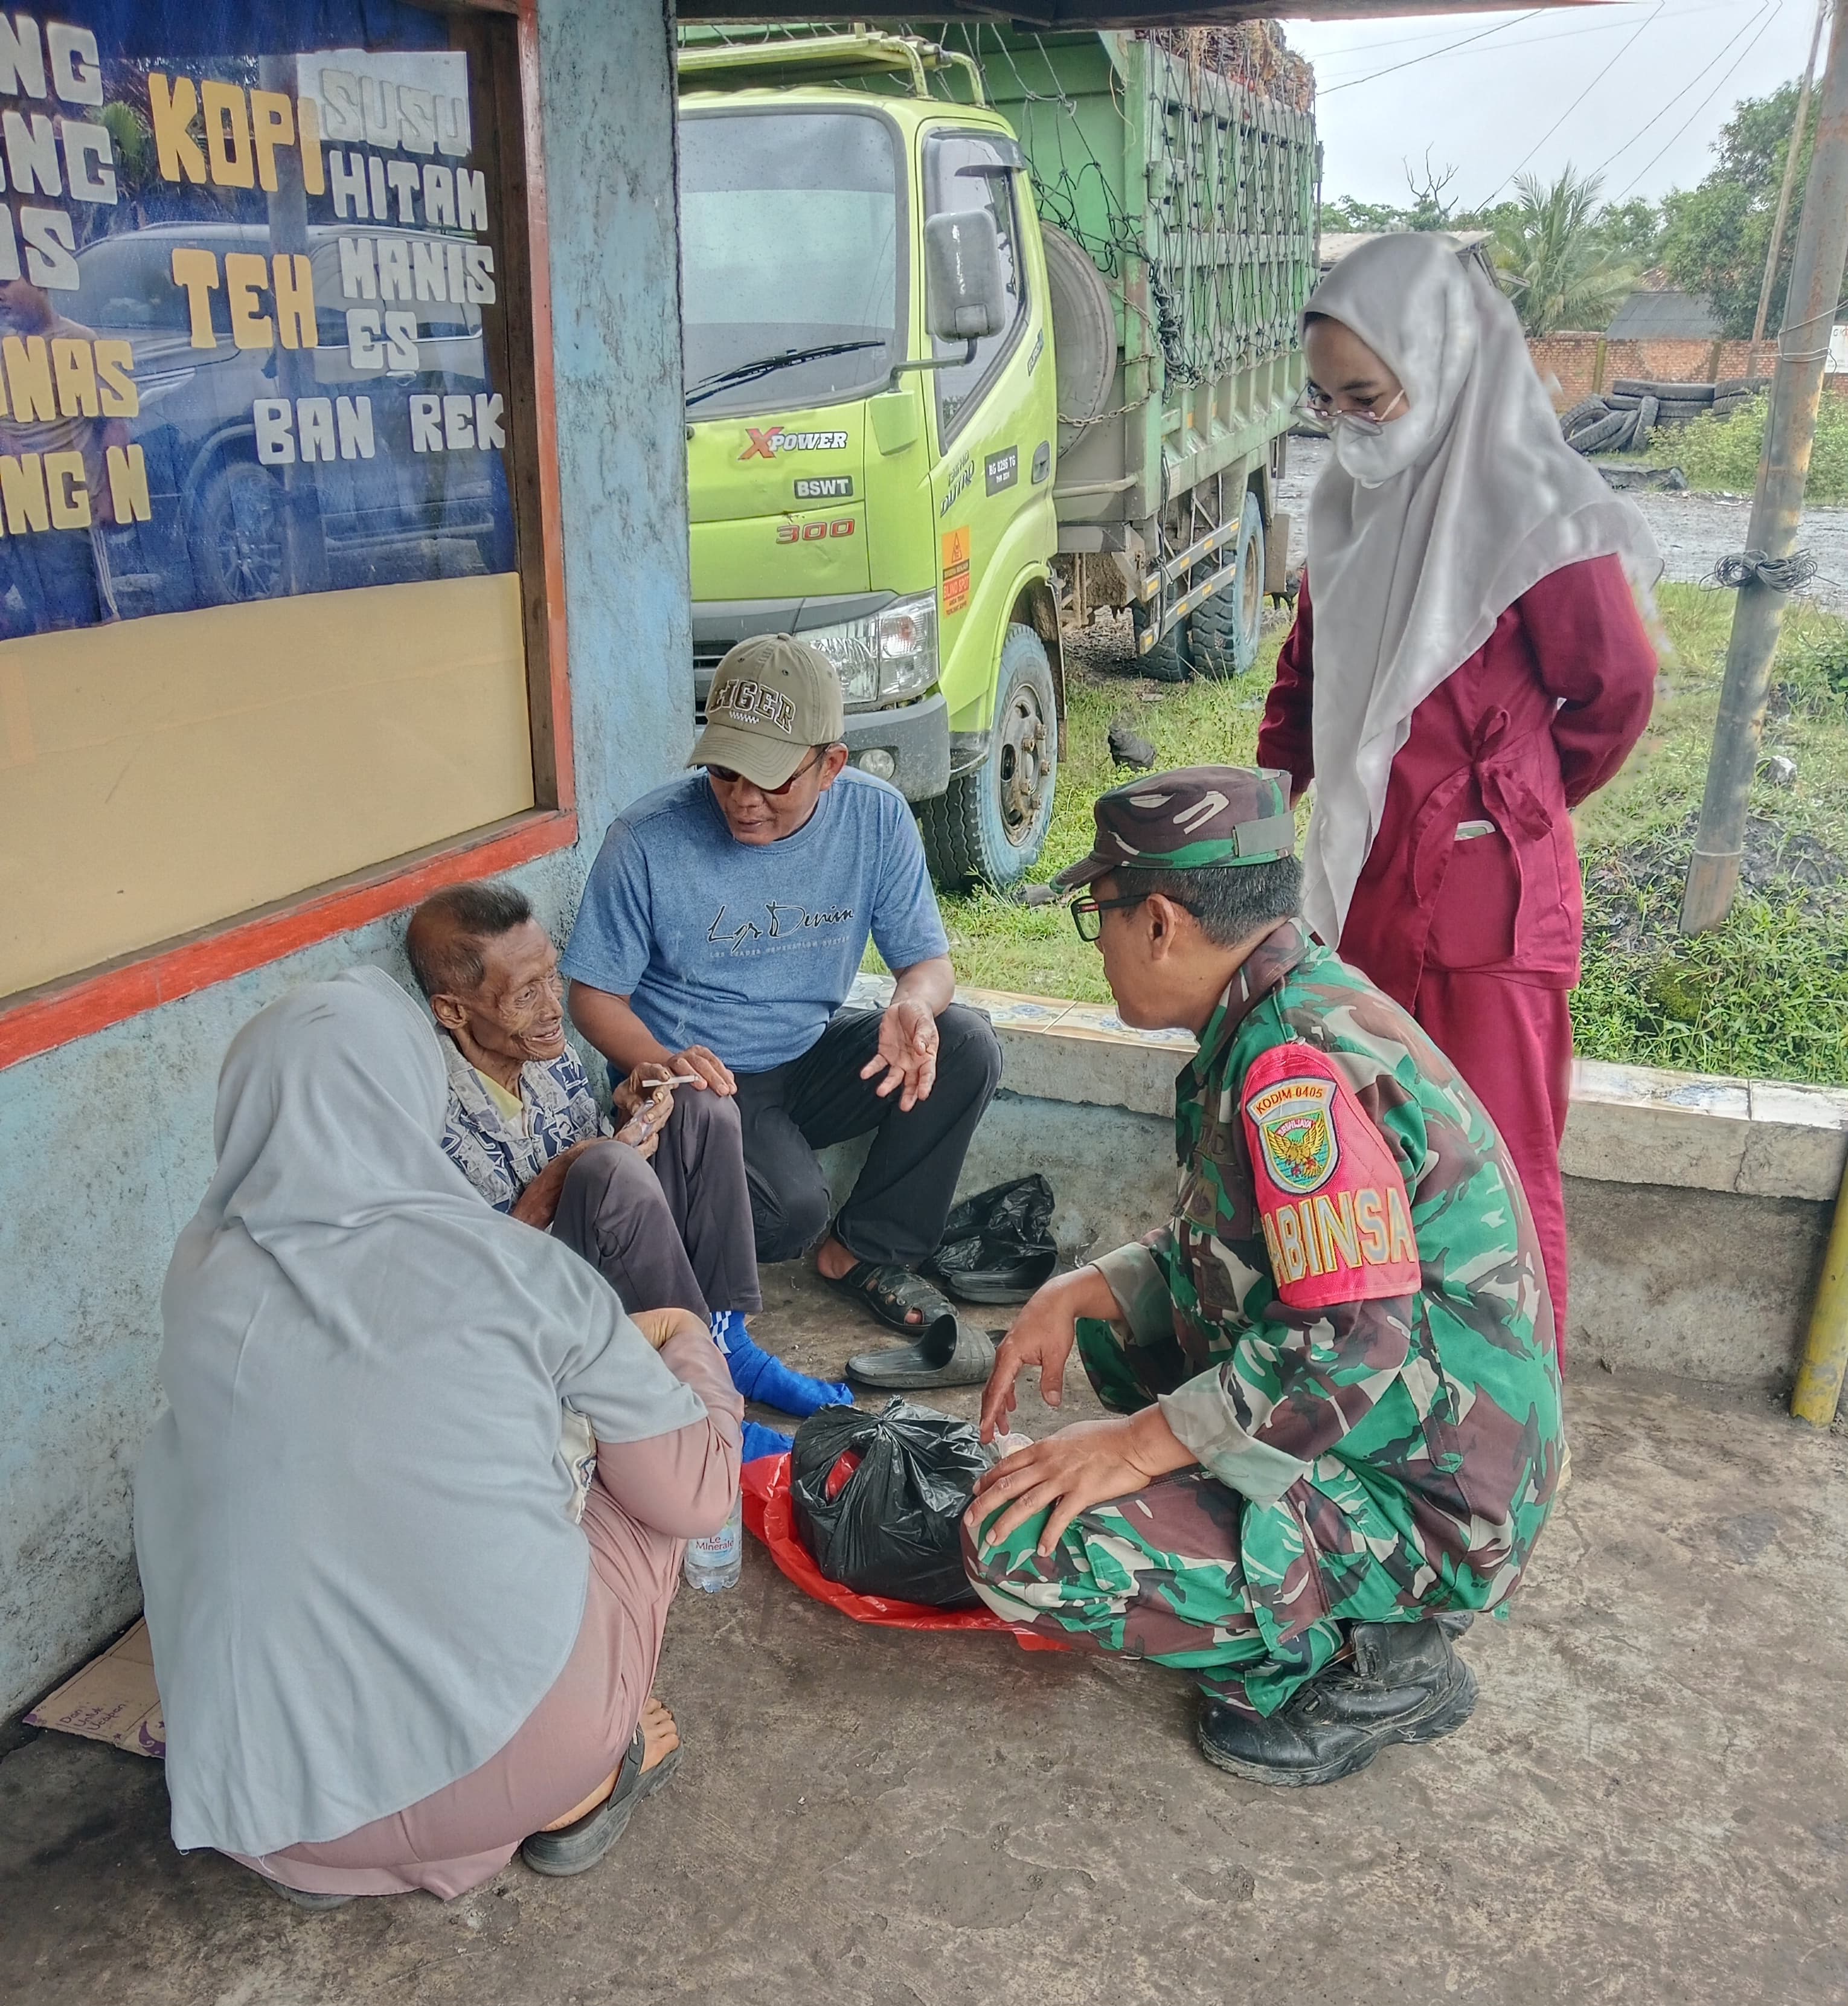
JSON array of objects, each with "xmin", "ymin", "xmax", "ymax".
[{"xmin": 0, "ymin": 1, "xmax": 562, "ymax": 1020}]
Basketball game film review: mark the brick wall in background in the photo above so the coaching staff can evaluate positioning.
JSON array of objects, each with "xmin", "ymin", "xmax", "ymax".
[{"xmin": 1527, "ymin": 333, "xmax": 1785, "ymax": 405}]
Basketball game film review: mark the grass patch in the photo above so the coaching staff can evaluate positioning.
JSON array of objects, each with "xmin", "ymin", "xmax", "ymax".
[
  {"xmin": 930, "ymin": 614, "xmax": 1286, "ymax": 1006},
  {"xmin": 919, "ymin": 584, "xmax": 1848, "ymax": 1085},
  {"xmin": 1646, "ymin": 390, "xmax": 1848, "ymax": 503}
]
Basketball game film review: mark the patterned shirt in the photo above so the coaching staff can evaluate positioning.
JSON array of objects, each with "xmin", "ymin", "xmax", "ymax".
[
  {"xmin": 1091, "ymin": 919, "xmax": 1563, "ymax": 1631},
  {"xmin": 438, "ymin": 1034, "xmax": 611, "ymax": 1212}
]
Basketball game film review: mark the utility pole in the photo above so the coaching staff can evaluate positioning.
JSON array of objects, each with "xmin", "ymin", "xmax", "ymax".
[
  {"xmin": 1681, "ymin": 0, "xmax": 1848, "ymax": 935},
  {"xmin": 1747, "ymin": 0, "xmax": 1830, "ymax": 380}
]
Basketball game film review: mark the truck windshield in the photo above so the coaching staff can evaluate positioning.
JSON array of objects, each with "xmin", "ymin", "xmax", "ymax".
[{"xmin": 680, "ymin": 111, "xmax": 900, "ymax": 419}]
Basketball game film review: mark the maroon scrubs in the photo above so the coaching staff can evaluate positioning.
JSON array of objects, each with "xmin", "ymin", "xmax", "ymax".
[{"xmin": 1257, "ymin": 553, "xmax": 1657, "ymax": 1362}]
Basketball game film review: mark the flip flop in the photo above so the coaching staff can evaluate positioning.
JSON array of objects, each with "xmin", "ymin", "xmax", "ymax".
[
  {"xmin": 845, "ymin": 1317, "xmax": 996, "ymax": 1390},
  {"xmin": 520, "ymin": 1719, "xmax": 684, "ymax": 1877}
]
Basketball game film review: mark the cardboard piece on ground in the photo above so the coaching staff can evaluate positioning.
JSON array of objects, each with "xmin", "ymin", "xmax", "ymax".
[{"xmin": 25, "ymin": 1618, "xmax": 165, "ymax": 1759}]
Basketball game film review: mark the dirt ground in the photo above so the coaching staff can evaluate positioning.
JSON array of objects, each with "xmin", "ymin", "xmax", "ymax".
[
  {"xmin": 1277, "ymin": 435, "xmax": 1848, "ymax": 614},
  {"xmin": 4, "ymin": 1269, "xmax": 1847, "ymax": 2006}
]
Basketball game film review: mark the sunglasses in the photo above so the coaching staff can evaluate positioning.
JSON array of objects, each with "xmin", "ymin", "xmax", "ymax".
[
  {"xmin": 705, "ymin": 748, "xmax": 823, "ymax": 796},
  {"xmin": 1070, "ymin": 892, "xmax": 1147, "ymax": 943}
]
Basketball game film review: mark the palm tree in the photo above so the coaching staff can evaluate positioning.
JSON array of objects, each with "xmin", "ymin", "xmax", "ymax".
[
  {"xmin": 98, "ymin": 102, "xmax": 158, "ymax": 233},
  {"xmin": 1492, "ymin": 167, "xmax": 1639, "ymax": 338}
]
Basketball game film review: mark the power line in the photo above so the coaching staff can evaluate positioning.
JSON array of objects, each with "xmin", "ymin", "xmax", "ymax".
[
  {"xmin": 1588, "ymin": 0, "xmax": 1780, "ymax": 179},
  {"xmin": 1306, "ymin": 0, "xmax": 1741, "ymax": 87},
  {"xmin": 1475, "ymin": 1, "xmax": 1666, "ymax": 208},
  {"xmin": 1617, "ymin": 0, "xmax": 1787, "ymax": 195},
  {"xmin": 1318, "ymin": 10, "xmax": 1545, "ymax": 97}
]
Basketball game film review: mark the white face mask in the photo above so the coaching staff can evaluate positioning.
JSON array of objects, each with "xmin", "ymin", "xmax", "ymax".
[{"xmin": 1331, "ymin": 391, "xmax": 1420, "ymax": 487}]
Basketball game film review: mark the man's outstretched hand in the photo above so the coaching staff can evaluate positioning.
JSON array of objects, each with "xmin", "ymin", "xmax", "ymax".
[
  {"xmin": 664, "ymin": 1046, "xmax": 736, "ymax": 1095},
  {"xmin": 861, "ymin": 997, "xmax": 938, "ymax": 1111},
  {"xmin": 978, "ymin": 1276, "xmax": 1084, "ymax": 1442}
]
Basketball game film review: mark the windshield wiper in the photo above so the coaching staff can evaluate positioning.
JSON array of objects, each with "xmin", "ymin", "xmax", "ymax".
[{"xmin": 684, "ymin": 340, "xmax": 885, "ymax": 409}]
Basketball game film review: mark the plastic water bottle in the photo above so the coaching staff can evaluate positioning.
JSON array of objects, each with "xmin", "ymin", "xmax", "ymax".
[{"xmin": 682, "ymin": 1487, "xmax": 742, "ymax": 1592}]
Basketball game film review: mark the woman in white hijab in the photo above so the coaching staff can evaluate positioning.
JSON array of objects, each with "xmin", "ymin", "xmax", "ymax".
[
  {"xmin": 1258, "ymin": 233, "xmax": 1662, "ymax": 1365},
  {"xmin": 134, "ymin": 966, "xmax": 743, "ymax": 1903}
]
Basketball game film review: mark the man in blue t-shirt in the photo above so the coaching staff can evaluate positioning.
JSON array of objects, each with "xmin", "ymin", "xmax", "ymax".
[{"xmin": 563, "ymin": 635, "xmax": 1001, "ymax": 1387}]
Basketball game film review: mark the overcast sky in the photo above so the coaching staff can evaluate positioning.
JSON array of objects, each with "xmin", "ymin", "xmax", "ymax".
[{"xmin": 1285, "ymin": 1, "xmax": 1823, "ymax": 213}]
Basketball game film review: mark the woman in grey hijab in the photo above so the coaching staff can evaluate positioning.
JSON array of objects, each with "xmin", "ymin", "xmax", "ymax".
[
  {"xmin": 135, "ymin": 966, "xmax": 742, "ymax": 1902},
  {"xmin": 1259, "ymin": 233, "xmax": 1662, "ymax": 1366}
]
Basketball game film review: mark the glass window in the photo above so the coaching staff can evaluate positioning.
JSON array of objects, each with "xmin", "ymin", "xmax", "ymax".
[
  {"xmin": 923, "ymin": 133, "xmax": 1025, "ymax": 446},
  {"xmin": 680, "ymin": 112, "xmax": 902, "ymax": 417},
  {"xmin": 1, "ymin": 0, "xmax": 551, "ymax": 1006}
]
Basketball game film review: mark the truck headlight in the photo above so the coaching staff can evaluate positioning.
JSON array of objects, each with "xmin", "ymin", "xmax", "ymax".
[{"xmin": 801, "ymin": 593, "xmax": 938, "ymax": 712}]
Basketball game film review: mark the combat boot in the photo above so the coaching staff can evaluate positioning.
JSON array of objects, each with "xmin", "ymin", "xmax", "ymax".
[{"xmin": 1196, "ymin": 1618, "xmax": 1476, "ymax": 1787}]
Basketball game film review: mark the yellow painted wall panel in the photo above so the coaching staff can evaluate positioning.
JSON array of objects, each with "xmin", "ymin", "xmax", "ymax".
[{"xmin": 0, "ymin": 574, "xmax": 534, "ymax": 995}]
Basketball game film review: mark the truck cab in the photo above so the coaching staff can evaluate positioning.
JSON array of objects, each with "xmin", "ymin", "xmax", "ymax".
[{"xmin": 679, "ymin": 34, "xmax": 1062, "ymax": 887}]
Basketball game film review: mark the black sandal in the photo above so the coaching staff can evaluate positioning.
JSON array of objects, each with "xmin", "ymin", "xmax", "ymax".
[
  {"xmin": 827, "ymin": 1259, "xmax": 995, "ymax": 1388},
  {"xmin": 824, "ymin": 1257, "xmax": 957, "ymax": 1343},
  {"xmin": 520, "ymin": 1720, "xmax": 683, "ymax": 1877}
]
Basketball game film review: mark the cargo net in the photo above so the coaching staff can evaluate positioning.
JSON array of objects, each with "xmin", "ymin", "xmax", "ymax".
[{"xmin": 946, "ymin": 25, "xmax": 1318, "ymax": 392}]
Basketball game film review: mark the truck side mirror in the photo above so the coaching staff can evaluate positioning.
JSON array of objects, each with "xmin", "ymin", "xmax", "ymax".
[{"xmin": 923, "ymin": 211, "xmax": 1007, "ymax": 344}]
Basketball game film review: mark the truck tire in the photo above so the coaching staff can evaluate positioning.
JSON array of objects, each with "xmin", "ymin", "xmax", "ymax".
[
  {"xmin": 1632, "ymin": 394, "xmax": 1660, "ymax": 452},
  {"xmin": 1558, "ymin": 396, "xmax": 1608, "ymax": 436},
  {"xmin": 1568, "ymin": 410, "xmax": 1631, "ymax": 455},
  {"xmin": 1192, "ymin": 493, "xmax": 1266, "ymax": 680},
  {"xmin": 1131, "ymin": 599, "xmax": 1192, "ymax": 682},
  {"xmin": 1612, "ymin": 379, "xmax": 1713, "ymax": 403},
  {"xmin": 1042, "ymin": 225, "xmax": 1116, "ymax": 440},
  {"xmin": 919, "ymin": 625, "xmax": 1059, "ymax": 890}
]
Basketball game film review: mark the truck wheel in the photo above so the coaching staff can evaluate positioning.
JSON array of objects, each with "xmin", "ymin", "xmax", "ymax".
[
  {"xmin": 1192, "ymin": 493, "xmax": 1266, "ymax": 680},
  {"xmin": 1131, "ymin": 599, "xmax": 1192, "ymax": 683},
  {"xmin": 919, "ymin": 625, "xmax": 1058, "ymax": 890}
]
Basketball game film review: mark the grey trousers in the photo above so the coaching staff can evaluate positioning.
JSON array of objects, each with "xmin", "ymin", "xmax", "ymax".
[{"xmin": 550, "ymin": 1087, "xmax": 762, "ymax": 1316}]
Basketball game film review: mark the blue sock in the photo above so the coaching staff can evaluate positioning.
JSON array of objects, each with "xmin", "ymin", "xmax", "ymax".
[
  {"xmin": 740, "ymin": 1421, "xmax": 793, "ymax": 1464},
  {"xmin": 710, "ymin": 1311, "xmax": 854, "ymax": 1418}
]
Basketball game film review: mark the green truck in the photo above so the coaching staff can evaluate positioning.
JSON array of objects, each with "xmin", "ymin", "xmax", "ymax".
[{"xmin": 676, "ymin": 27, "xmax": 1317, "ymax": 887}]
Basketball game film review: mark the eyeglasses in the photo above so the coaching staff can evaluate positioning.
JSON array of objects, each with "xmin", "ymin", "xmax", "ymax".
[
  {"xmin": 1296, "ymin": 384, "xmax": 1408, "ymax": 434},
  {"xmin": 705, "ymin": 748, "xmax": 823, "ymax": 796},
  {"xmin": 1070, "ymin": 892, "xmax": 1148, "ymax": 943}
]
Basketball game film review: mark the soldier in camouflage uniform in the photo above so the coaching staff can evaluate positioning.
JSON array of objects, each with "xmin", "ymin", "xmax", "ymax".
[{"xmin": 964, "ymin": 767, "xmax": 1563, "ymax": 1785}]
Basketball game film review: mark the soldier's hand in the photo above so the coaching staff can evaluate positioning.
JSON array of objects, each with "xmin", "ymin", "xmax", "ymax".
[
  {"xmin": 978, "ymin": 1275, "xmax": 1086, "ymax": 1442},
  {"xmin": 964, "ymin": 1409, "xmax": 1193, "ymax": 1558}
]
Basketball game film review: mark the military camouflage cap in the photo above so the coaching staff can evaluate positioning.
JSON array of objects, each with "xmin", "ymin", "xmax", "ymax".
[{"xmin": 1051, "ymin": 765, "xmax": 1295, "ymax": 891}]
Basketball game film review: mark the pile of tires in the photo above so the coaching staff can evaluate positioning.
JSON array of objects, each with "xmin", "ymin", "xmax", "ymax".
[{"xmin": 1559, "ymin": 376, "xmax": 1768, "ymax": 457}]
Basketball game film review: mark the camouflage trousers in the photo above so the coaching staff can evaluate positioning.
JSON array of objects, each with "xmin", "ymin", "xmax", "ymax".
[{"xmin": 961, "ymin": 1317, "xmax": 1347, "ymax": 1717}]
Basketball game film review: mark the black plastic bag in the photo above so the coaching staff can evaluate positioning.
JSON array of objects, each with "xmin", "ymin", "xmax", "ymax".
[
  {"xmin": 925, "ymin": 1174, "xmax": 1057, "ymax": 1304},
  {"xmin": 790, "ymin": 1399, "xmax": 993, "ymax": 1609}
]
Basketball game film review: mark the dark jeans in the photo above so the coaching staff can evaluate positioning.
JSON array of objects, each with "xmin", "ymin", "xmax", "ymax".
[
  {"xmin": 550, "ymin": 1087, "xmax": 761, "ymax": 1316},
  {"xmin": 1, "ymin": 531, "xmax": 102, "ymax": 635},
  {"xmin": 734, "ymin": 1005, "xmax": 1002, "ymax": 1268}
]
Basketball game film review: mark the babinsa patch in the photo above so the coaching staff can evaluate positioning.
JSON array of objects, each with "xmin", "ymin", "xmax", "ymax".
[{"xmin": 1240, "ymin": 1043, "xmax": 1420, "ymax": 1310}]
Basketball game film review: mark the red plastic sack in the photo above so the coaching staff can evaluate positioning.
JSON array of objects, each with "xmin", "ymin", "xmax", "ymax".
[{"xmin": 740, "ymin": 1453, "xmax": 1070, "ymax": 1650}]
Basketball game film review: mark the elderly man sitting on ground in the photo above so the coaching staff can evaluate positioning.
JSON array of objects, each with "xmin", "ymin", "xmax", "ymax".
[{"xmin": 405, "ymin": 881, "xmax": 847, "ymax": 1427}]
